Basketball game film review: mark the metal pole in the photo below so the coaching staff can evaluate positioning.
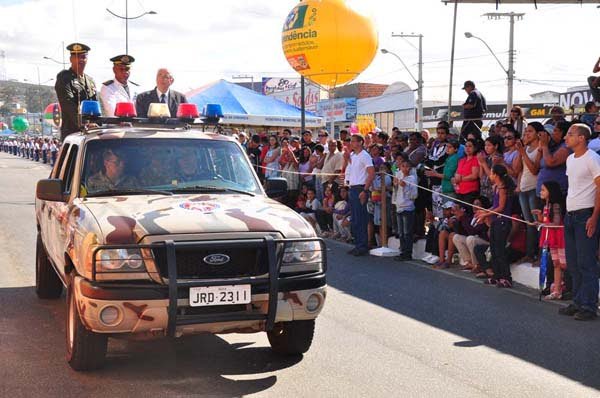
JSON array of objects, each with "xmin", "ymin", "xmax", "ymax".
[
  {"xmin": 507, "ymin": 13, "xmax": 515, "ymax": 113},
  {"xmin": 380, "ymin": 171, "xmax": 388, "ymax": 248},
  {"xmin": 329, "ymin": 90, "xmax": 335, "ymax": 136},
  {"xmin": 61, "ymin": 40, "xmax": 66, "ymax": 70},
  {"xmin": 125, "ymin": 0, "xmax": 129, "ymax": 55},
  {"xmin": 300, "ymin": 76, "xmax": 306, "ymax": 134},
  {"xmin": 37, "ymin": 67, "xmax": 43, "ymax": 137},
  {"xmin": 447, "ymin": 1, "xmax": 458, "ymax": 123},
  {"xmin": 417, "ymin": 34, "xmax": 423, "ymax": 131}
]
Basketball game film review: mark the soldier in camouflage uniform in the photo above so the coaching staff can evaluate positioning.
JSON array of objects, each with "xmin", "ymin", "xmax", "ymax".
[
  {"xmin": 87, "ymin": 149, "xmax": 139, "ymax": 192},
  {"xmin": 54, "ymin": 43, "xmax": 97, "ymax": 141}
]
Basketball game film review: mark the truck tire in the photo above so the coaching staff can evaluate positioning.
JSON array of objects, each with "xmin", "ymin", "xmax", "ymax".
[
  {"xmin": 267, "ymin": 320, "xmax": 315, "ymax": 355},
  {"xmin": 66, "ymin": 279, "xmax": 107, "ymax": 371},
  {"xmin": 35, "ymin": 233, "xmax": 63, "ymax": 299}
]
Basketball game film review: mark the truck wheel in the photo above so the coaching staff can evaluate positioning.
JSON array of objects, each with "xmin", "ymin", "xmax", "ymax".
[
  {"xmin": 66, "ymin": 280, "xmax": 107, "ymax": 371},
  {"xmin": 35, "ymin": 233, "xmax": 62, "ymax": 299},
  {"xmin": 267, "ymin": 320, "xmax": 315, "ymax": 355}
]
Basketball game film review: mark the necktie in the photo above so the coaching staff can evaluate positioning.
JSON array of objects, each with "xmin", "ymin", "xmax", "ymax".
[
  {"xmin": 160, "ymin": 93, "xmax": 166, "ymax": 103},
  {"xmin": 123, "ymin": 84, "xmax": 130, "ymax": 97}
]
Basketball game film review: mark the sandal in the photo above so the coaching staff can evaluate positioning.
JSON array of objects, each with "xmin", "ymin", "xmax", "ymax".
[
  {"xmin": 433, "ymin": 262, "xmax": 449, "ymax": 269},
  {"xmin": 484, "ymin": 278, "xmax": 497, "ymax": 285},
  {"xmin": 496, "ymin": 279, "xmax": 513, "ymax": 288},
  {"xmin": 544, "ymin": 291, "xmax": 562, "ymax": 300},
  {"xmin": 475, "ymin": 272, "xmax": 487, "ymax": 279}
]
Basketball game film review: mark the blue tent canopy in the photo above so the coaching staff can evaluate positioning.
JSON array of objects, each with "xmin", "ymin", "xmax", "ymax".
[
  {"xmin": 0, "ymin": 129, "xmax": 15, "ymax": 136},
  {"xmin": 186, "ymin": 80, "xmax": 323, "ymax": 128}
]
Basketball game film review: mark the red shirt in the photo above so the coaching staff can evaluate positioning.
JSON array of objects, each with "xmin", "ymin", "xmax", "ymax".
[{"xmin": 455, "ymin": 155, "xmax": 480, "ymax": 194}]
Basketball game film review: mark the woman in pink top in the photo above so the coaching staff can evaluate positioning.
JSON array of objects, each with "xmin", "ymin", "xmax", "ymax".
[{"xmin": 452, "ymin": 139, "xmax": 481, "ymax": 204}]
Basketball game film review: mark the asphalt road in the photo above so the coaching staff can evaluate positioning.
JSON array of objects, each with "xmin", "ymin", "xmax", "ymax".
[{"xmin": 1, "ymin": 151, "xmax": 599, "ymax": 398}]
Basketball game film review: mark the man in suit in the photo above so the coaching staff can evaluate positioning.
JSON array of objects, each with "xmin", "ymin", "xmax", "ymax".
[{"xmin": 135, "ymin": 68, "xmax": 187, "ymax": 117}]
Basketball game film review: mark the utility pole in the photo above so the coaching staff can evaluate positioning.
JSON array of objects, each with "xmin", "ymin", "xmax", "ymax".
[
  {"xmin": 391, "ymin": 33, "xmax": 423, "ymax": 131},
  {"xmin": 483, "ymin": 12, "xmax": 524, "ymax": 113}
]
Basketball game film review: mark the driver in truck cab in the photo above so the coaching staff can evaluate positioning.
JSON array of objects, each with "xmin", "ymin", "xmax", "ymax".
[{"xmin": 87, "ymin": 149, "xmax": 139, "ymax": 192}]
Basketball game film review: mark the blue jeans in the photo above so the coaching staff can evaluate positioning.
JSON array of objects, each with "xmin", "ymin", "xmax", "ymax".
[
  {"xmin": 349, "ymin": 186, "xmax": 369, "ymax": 253},
  {"xmin": 518, "ymin": 189, "xmax": 540, "ymax": 258},
  {"xmin": 564, "ymin": 208, "xmax": 600, "ymax": 313},
  {"xmin": 396, "ymin": 210, "xmax": 415, "ymax": 257}
]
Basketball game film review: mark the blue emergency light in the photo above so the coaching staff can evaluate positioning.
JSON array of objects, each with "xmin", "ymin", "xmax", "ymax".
[
  {"xmin": 80, "ymin": 100, "xmax": 101, "ymax": 117},
  {"xmin": 202, "ymin": 104, "xmax": 224, "ymax": 119}
]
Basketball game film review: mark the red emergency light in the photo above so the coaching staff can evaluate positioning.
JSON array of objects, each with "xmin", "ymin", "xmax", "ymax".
[
  {"xmin": 176, "ymin": 103, "xmax": 200, "ymax": 119},
  {"xmin": 114, "ymin": 102, "xmax": 137, "ymax": 118}
]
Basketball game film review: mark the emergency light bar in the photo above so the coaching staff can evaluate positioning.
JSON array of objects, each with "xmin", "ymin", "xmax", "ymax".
[{"xmin": 80, "ymin": 101, "xmax": 219, "ymax": 127}]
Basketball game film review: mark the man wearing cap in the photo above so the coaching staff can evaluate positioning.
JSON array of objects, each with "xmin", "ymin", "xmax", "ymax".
[
  {"xmin": 54, "ymin": 43, "xmax": 97, "ymax": 140},
  {"xmin": 135, "ymin": 68, "xmax": 187, "ymax": 117},
  {"xmin": 100, "ymin": 55, "xmax": 135, "ymax": 116},
  {"xmin": 460, "ymin": 80, "xmax": 486, "ymax": 141}
]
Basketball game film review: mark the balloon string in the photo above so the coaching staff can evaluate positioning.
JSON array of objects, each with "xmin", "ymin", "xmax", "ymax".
[{"xmin": 259, "ymin": 164, "xmax": 563, "ymax": 229}]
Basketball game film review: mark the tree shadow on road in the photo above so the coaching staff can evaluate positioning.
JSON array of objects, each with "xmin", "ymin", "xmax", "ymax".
[
  {"xmin": 0, "ymin": 286, "xmax": 301, "ymax": 397},
  {"xmin": 325, "ymin": 241, "xmax": 600, "ymax": 391}
]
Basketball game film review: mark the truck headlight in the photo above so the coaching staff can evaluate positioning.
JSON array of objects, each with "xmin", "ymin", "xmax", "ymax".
[
  {"xmin": 281, "ymin": 241, "xmax": 323, "ymax": 274},
  {"xmin": 95, "ymin": 249, "xmax": 147, "ymax": 273}
]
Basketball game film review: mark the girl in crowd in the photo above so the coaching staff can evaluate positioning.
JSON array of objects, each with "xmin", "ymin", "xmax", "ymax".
[
  {"xmin": 371, "ymin": 162, "xmax": 393, "ymax": 246},
  {"xmin": 298, "ymin": 146, "xmax": 315, "ymax": 189},
  {"xmin": 279, "ymin": 138, "xmax": 299, "ymax": 207},
  {"xmin": 478, "ymin": 135, "xmax": 504, "ymax": 203},
  {"xmin": 533, "ymin": 181, "xmax": 566, "ymax": 300},
  {"xmin": 453, "ymin": 139, "xmax": 480, "ymax": 204},
  {"xmin": 475, "ymin": 164, "xmax": 515, "ymax": 288},
  {"xmin": 506, "ymin": 105, "xmax": 527, "ymax": 135},
  {"xmin": 317, "ymin": 185, "xmax": 336, "ymax": 235},
  {"xmin": 263, "ymin": 135, "xmax": 281, "ymax": 179}
]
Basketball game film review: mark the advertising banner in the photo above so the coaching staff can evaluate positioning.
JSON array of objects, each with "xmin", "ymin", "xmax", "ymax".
[
  {"xmin": 317, "ymin": 98, "xmax": 357, "ymax": 122},
  {"xmin": 262, "ymin": 77, "xmax": 321, "ymax": 112}
]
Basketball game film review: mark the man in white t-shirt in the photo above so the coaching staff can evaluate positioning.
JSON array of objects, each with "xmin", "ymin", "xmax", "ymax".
[
  {"xmin": 344, "ymin": 134, "xmax": 375, "ymax": 256},
  {"xmin": 561, "ymin": 123, "xmax": 600, "ymax": 320}
]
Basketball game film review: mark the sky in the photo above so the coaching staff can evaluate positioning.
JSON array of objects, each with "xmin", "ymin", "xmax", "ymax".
[{"xmin": 0, "ymin": 0, "xmax": 598, "ymax": 103}]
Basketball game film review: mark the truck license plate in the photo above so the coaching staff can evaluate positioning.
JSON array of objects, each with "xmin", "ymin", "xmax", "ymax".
[{"xmin": 189, "ymin": 285, "xmax": 251, "ymax": 307}]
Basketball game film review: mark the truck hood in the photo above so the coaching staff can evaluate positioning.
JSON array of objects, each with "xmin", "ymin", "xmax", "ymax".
[{"xmin": 82, "ymin": 194, "xmax": 315, "ymax": 244}]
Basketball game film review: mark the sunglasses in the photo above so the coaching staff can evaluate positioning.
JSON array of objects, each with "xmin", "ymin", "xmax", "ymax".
[{"xmin": 595, "ymin": 121, "xmax": 600, "ymax": 125}]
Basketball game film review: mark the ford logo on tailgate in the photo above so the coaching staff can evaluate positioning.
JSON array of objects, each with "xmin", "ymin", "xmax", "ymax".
[{"xmin": 203, "ymin": 254, "xmax": 230, "ymax": 266}]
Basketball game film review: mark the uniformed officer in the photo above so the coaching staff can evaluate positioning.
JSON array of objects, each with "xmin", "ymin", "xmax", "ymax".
[
  {"xmin": 173, "ymin": 147, "xmax": 211, "ymax": 183},
  {"xmin": 100, "ymin": 54, "xmax": 135, "ymax": 116},
  {"xmin": 54, "ymin": 43, "xmax": 97, "ymax": 141}
]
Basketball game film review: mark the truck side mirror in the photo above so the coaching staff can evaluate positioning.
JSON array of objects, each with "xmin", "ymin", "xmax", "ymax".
[
  {"xmin": 265, "ymin": 177, "xmax": 288, "ymax": 199},
  {"xmin": 36, "ymin": 179, "xmax": 66, "ymax": 202}
]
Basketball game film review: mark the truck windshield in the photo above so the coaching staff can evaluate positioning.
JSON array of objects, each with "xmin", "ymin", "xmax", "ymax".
[{"xmin": 81, "ymin": 138, "xmax": 261, "ymax": 197}]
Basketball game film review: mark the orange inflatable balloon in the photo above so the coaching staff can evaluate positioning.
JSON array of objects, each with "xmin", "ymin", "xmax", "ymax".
[{"xmin": 282, "ymin": 0, "xmax": 378, "ymax": 89}]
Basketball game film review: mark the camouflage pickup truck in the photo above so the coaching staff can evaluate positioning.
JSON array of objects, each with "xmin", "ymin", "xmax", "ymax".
[{"xmin": 35, "ymin": 126, "xmax": 326, "ymax": 371}]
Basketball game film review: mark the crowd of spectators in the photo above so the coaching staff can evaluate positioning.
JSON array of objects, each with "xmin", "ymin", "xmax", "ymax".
[
  {"xmin": 237, "ymin": 107, "xmax": 600, "ymax": 319},
  {"xmin": 1, "ymin": 137, "xmax": 60, "ymax": 166}
]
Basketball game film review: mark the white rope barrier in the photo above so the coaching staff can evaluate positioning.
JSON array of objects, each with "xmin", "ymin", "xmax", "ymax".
[{"xmin": 259, "ymin": 164, "xmax": 561, "ymax": 229}]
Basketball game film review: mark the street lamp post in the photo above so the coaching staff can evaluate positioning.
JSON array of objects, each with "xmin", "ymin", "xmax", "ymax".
[
  {"xmin": 381, "ymin": 45, "xmax": 423, "ymax": 131},
  {"xmin": 43, "ymin": 56, "xmax": 65, "ymax": 70},
  {"xmin": 465, "ymin": 12, "xmax": 523, "ymax": 113},
  {"xmin": 106, "ymin": 0, "xmax": 157, "ymax": 55}
]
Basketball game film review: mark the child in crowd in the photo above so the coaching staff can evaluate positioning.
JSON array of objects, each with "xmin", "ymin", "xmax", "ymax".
[
  {"xmin": 332, "ymin": 186, "xmax": 352, "ymax": 241},
  {"xmin": 393, "ymin": 159, "xmax": 418, "ymax": 261},
  {"xmin": 296, "ymin": 188, "xmax": 321, "ymax": 232},
  {"xmin": 422, "ymin": 202, "xmax": 456, "ymax": 265},
  {"xmin": 475, "ymin": 164, "xmax": 515, "ymax": 288},
  {"xmin": 533, "ymin": 181, "xmax": 566, "ymax": 300},
  {"xmin": 317, "ymin": 185, "xmax": 336, "ymax": 236}
]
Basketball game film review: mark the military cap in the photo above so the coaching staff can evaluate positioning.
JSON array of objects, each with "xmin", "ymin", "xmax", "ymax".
[
  {"xmin": 66, "ymin": 43, "xmax": 90, "ymax": 54},
  {"xmin": 110, "ymin": 54, "xmax": 135, "ymax": 66}
]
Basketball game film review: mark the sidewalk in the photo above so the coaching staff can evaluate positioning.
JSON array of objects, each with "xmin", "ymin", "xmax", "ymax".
[{"xmin": 387, "ymin": 236, "xmax": 600, "ymax": 299}]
